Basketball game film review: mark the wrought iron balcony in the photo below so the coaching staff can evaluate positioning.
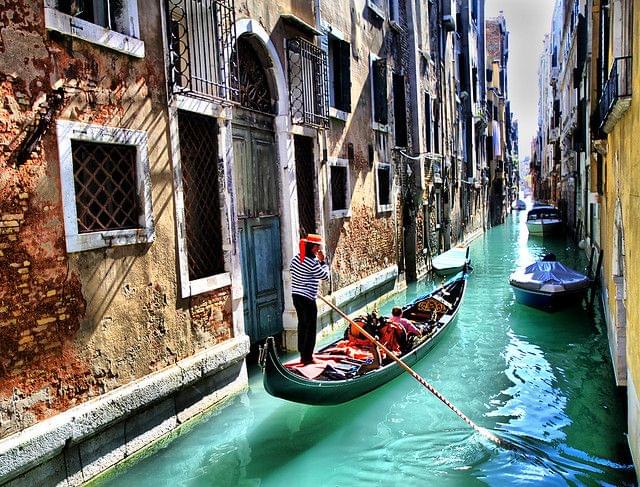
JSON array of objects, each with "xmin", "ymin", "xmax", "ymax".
[
  {"xmin": 166, "ymin": 0, "xmax": 238, "ymax": 102},
  {"xmin": 286, "ymin": 38, "xmax": 329, "ymax": 128},
  {"xmin": 598, "ymin": 56, "xmax": 632, "ymax": 134}
]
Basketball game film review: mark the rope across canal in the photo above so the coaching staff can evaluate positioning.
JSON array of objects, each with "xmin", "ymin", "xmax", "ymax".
[{"xmin": 318, "ymin": 295, "xmax": 511, "ymax": 449}]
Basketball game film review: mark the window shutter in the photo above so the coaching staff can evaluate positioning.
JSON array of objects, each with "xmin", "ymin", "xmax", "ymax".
[
  {"xmin": 339, "ymin": 41, "xmax": 351, "ymax": 112},
  {"xmin": 373, "ymin": 58, "xmax": 387, "ymax": 124}
]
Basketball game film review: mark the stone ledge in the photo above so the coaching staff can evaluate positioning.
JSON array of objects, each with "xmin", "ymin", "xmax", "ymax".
[{"xmin": 0, "ymin": 336, "xmax": 250, "ymax": 483}]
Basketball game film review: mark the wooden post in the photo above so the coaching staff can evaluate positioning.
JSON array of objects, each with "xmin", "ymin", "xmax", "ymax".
[{"xmin": 589, "ymin": 249, "xmax": 604, "ymax": 307}]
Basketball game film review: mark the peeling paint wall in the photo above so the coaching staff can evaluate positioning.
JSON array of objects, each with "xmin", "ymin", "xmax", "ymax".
[{"xmin": 0, "ymin": 0, "xmax": 234, "ymax": 440}]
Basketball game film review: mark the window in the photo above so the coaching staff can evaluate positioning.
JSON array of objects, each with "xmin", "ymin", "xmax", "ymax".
[
  {"xmin": 424, "ymin": 92, "xmax": 432, "ymax": 153},
  {"xmin": 329, "ymin": 158, "xmax": 351, "ymax": 218},
  {"xmin": 376, "ymin": 162, "xmax": 392, "ymax": 212},
  {"xmin": 370, "ymin": 54, "xmax": 388, "ymax": 129},
  {"xmin": 44, "ymin": 0, "xmax": 144, "ymax": 57},
  {"xmin": 176, "ymin": 110, "xmax": 227, "ymax": 294},
  {"xmin": 56, "ymin": 120, "xmax": 154, "ymax": 253},
  {"xmin": 392, "ymin": 73, "xmax": 408, "ymax": 147},
  {"xmin": 328, "ymin": 36, "xmax": 351, "ymax": 115},
  {"xmin": 367, "ymin": 0, "xmax": 385, "ymax": 18},
  {"xmin": 287, "ymin": 38, "xmax": 329, "ymax": 128},
  {"xmin": 167, "ymin": 0, "xmax": 237, "ymax": 101}
]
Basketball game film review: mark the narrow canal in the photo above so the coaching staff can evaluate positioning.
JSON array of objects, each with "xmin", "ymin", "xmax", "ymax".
[{"xmin": 94, "ymin": 211, "xmax": 636, "ymax": 485}]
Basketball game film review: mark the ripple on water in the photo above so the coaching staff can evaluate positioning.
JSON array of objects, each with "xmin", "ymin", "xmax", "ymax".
[{"xmin": 93, "ymin": 213, "xmax": 636, "ymax": 487}]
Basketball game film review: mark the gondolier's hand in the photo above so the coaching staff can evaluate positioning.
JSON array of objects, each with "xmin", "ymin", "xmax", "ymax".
[{"xmin": 316, "ymin": 250, "xmax": 325, "ymax": 262}]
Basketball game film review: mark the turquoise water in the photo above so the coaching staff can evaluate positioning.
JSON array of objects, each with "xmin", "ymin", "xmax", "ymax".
[{"xmin": 96, "ymin": 212, "xmax": 636, "ymax": 486}]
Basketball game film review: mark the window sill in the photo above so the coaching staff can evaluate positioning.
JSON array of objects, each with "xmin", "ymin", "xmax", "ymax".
[
  {"xmin": 389, "ymin": 20, "xmax": 403, "ymax": 32},
  {"xmin": 377, "ymin": 204, "xmax": 393, "ymax": 213},
  {"xmin": 188, "ymin": 272, "xmax": 232, "ymax": 297},
  {"xmin": 330, "ymin": 209, "xmax": 351, "ymax": 219},
  {"xmin": 372, "ymin": 122, "xmax": 389, "ymax": 132},
  {"xmin": 45, "ymin": 8, "xmax": 145, "ymax": 58},
  {"xmin": 329, "ymin": 108, "xmax": 350, "ymax": 122},
  {"xmin": 367, "ymin": 1, "xmax": 385, "ymax": 20},
  {"xmin": 66, "ymin": 228, "xmax": 155, "ymax": 253}
]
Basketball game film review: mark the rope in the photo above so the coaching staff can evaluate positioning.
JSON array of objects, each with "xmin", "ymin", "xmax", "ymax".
[{"xmin": 318, "ymin": 294, "xmax": 508, "ymax": 448}]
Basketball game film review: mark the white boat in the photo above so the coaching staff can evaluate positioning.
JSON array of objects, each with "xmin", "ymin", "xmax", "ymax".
[
  {"xmin": 432, "ymin": 247, "xmax": 470, "ymax": 276},
  {"xmin": 526, "ymin": 206, "xmax": 562, "ymax": 236}
]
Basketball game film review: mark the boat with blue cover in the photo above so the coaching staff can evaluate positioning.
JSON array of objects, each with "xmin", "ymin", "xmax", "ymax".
[
  {"xmin": 509, "ymin": 254, "xmax": 590, "ymax": 310},
  {"xmin": 260, "ymin": 271, "xmax": 468, "ymax": 405}
]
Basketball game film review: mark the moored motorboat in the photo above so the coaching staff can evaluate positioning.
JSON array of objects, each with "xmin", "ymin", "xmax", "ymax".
[
  {"xmin": 526, "ymin": 206, "xmax": 562, "ymax": 236},
  {"xmin": 431, "ymin": 247, "xmax": 470, "ymax": 276},
  {"xmin": 511, "ymin": 199, "xmax": 526, "ymax": 210},
  {"xmin": 260, "ymin": 272, "xmax": 468, "ymax": 405},
  {"xmin": 509, "ymin": 255, "xmax": 590, "ymax": 311}
]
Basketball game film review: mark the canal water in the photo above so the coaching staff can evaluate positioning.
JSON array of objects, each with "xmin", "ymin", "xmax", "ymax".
[{"xmin": 94, "ymin": 211, "xmax": 636, "ymax": 486}]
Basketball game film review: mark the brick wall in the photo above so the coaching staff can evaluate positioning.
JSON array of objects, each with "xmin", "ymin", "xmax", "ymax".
[{"xmin": 0, "ymin": 0, "xmax": 234, "ymax": 441}]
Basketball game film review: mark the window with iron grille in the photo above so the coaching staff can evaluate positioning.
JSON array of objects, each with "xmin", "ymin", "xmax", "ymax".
[
  {"xmin": 376, "ymin": 162, "xmax": 392, "ymax": 212},
  {"xmin": 287, "ymin": 38, "xmax": 329, "ymax": 128},
  {"xmin": 45, "ymin": 0, "xmax": 144, "ymax": 57},
  {"xmin": 56, "ymin": 120, "xmax": 154, "ymax": 253},
  {"xmin": 72, "ymin": 141, "xmax": 140, "ymax": 233},
  {"xmin": 329, "ymin": 158, "xmax": 350, "ymax": 218},
  {"xmin": 328, "ymin": 36, "xmax": 351, "ymax": 113},
  {"xmin": 371, "ymin": 55, "xmax": 388, "ymax": 127},
  {"xmin": 166, "ymin": 0, "xmax": 238, "ymax": 101},
  {"xmin": 177, "ymin": 110, "xmax": 225, "ymax": 281}
]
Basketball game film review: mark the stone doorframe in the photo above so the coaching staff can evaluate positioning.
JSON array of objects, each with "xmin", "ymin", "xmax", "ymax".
[{"xmin": 233, "ymin": 19, "xmax": 307, "ymax": 341}]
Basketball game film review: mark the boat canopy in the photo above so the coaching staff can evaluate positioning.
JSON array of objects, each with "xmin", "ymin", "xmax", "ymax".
[
  {"xmin": 526, "ymin": 206, "xmax": 560, "ymax": 221},
  {"xmin": 510, "ymin": 261, "xmax": 589, "ymax": 292}
]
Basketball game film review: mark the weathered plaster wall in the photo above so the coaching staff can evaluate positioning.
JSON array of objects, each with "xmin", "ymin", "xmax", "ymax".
[
  {"xmin": 320, "ymin": 0, "xmax": 398, "ymax": 288},
  {"xmin": 600, "ymin": 5, "xmax": 639, "ymax": 387},
  {"xmin": 0, "ymin": 0, "xmax": 233, "ymax": 440},
  {"xmin": 599, "ymin": 9, "xmax": 640, "ymax": 472}
]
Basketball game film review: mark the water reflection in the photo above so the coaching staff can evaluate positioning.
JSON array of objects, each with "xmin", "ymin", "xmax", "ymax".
[{"xmin": 95, "ymin": 213, "xmax": 635, "ymax": 486}]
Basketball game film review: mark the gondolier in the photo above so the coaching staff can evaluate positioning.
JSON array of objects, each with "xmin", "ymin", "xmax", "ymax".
[{"xmin": 290, "ymin": 233, "xmax": 329, "ymax": 364}]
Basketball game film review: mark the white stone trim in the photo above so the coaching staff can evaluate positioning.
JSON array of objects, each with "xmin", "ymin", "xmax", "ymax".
[
  {"xmin": 328, "ymin": 157, "xmax": 351, "ymax": 219},
  {"xmin": 44, "ymin": 6, "xmax": 144, "ymax": 58},
  {"xmin": 329, "ymin": 108, "xmax": 349, "ymax": 122},
  {"xmin": 367, "ymin": 0, "xmax": 386, "ymax": 19},
  {"xmin": 168, "ymin": 107, "xmax": 234, "ymax": 299},
  {"xmin": 332, "ymin": 265, "xmax": 398, "ymax": 308},
  {"xmin": 56, "ymin": 120, "xmax": 154, "ymax": 253},
  {"xmin": 234, "ymin": 19, "xmax": 299, "ymax": 338},
  {"xmin": 375, "ymin": 161, "xmax": 393, "ymax": 213}
]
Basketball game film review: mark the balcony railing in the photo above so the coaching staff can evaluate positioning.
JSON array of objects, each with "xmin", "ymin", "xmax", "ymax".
[
  {"xmin": 286, "ymin": 38, "xmax": 329, "ymax": 128},
  {"xmin": 166, "ymin": 0, "xmax": 238, "ymax": 102},
  {"xmin": 598, "ymin": 56, "xmax": 632, "ymax": 133}
]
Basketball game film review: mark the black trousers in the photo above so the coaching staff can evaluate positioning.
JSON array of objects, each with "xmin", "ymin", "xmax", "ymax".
[{"xmin": 292, "ymin": 294, "xmax": 317, "ymax": 362}]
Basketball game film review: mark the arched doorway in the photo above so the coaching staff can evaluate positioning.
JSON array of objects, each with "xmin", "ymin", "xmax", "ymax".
[
  {"xmin": 232, "ymin": 35, "xmax": 283, "ymax": 344},
  {"xmin": 611, "ymin": 199, "xmax": 627, "ymax": 382}
]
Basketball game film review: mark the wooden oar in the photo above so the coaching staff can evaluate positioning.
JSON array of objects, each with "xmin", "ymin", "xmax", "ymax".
[{"xmin": 318, "ymin": 295, "xmax": 507, "ymax": 448}]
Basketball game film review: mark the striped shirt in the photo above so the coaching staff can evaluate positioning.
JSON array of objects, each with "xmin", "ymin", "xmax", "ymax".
[{"xmin": 290, "ymin": 254, "xmax": 329, "ymax": 300}]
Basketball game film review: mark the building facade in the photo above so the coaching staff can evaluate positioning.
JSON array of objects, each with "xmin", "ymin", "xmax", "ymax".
[{"xmin": 536, "ymin": 0, "xmax": 638, "ymax": 476}]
